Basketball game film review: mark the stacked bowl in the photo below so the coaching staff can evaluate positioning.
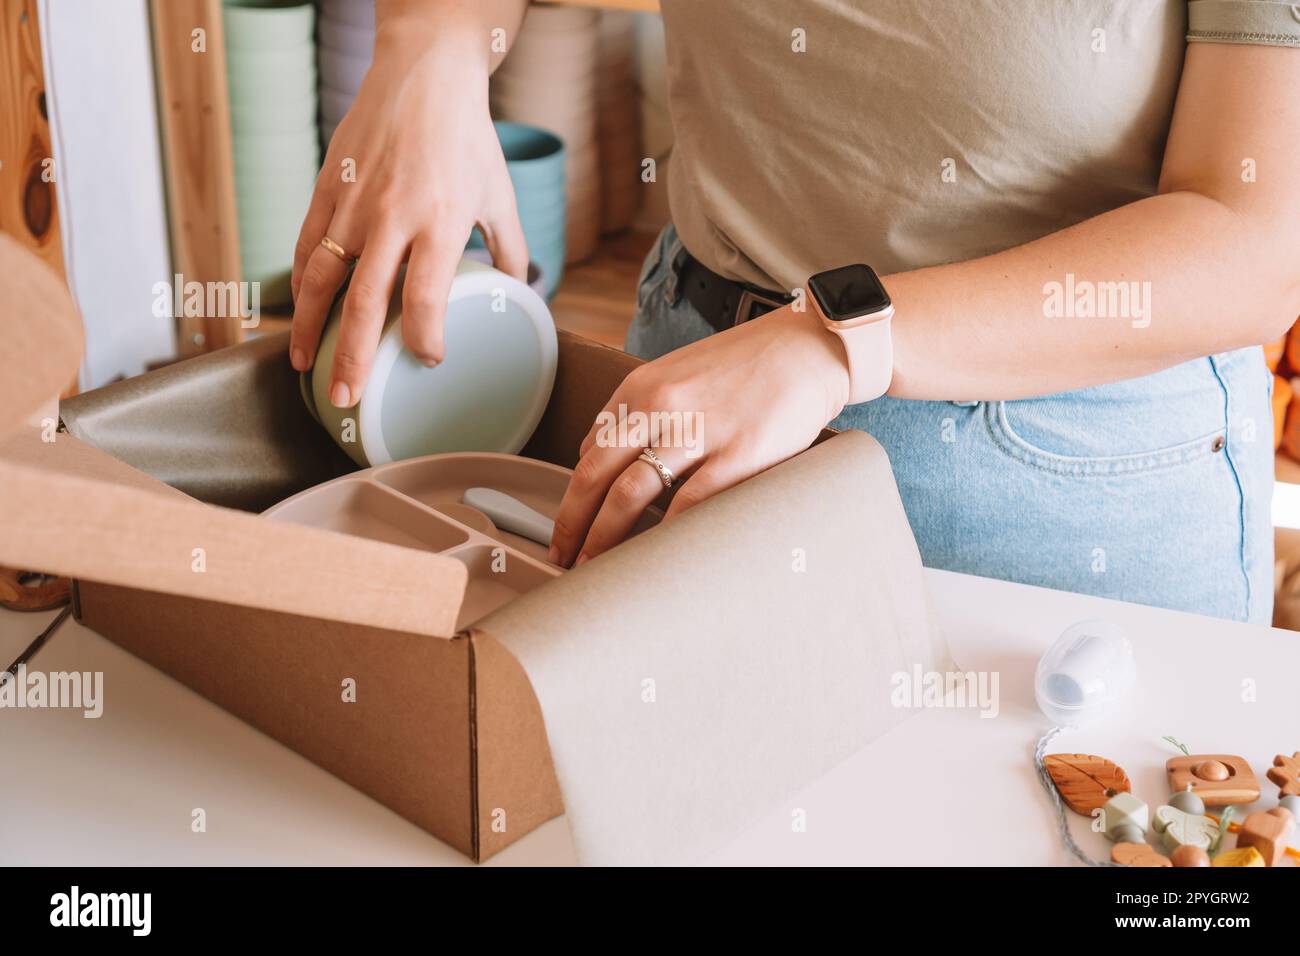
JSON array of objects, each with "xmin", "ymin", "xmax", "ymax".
[
  {"xmin": 316, "ymin": 0, "xmax": 375, "ymax": 145},
  {"xmin": 490, "ymin": 4, "xmax": 601, "ymax": 264},
  {"xmin": 224, "ymin": 0, "xmax": 321, "ymax": 307},
  {"xmin": 468, "ymin": 122, "xmax": 567, "ymax": 301}
]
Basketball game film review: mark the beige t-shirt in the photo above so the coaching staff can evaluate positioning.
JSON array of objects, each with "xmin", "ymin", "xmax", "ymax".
[{"xmin": 661, "ymin": 0, "xmax": 1300, "ymax": 292}]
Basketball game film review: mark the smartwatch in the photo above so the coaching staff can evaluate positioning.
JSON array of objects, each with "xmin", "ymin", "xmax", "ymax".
[{"xmin": 806, "ymin": 264, "xmax": 894, "ymax": 405}]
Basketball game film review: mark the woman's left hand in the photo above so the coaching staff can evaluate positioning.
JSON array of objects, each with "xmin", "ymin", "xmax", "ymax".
[{"xmin": 549, "ymin": 303, "xmax": 852, "ymax": 567}]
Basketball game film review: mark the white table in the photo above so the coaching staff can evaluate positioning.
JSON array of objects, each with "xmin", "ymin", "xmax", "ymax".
[{"xmin": 2, "ymin": 569, "xmax": 1296, "ymax": 866}]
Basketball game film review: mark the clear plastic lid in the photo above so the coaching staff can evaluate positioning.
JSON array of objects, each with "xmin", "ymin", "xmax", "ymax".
[{"xmin": 1035, "ymin": 619, "xmax": 1136, "ymax": 726}]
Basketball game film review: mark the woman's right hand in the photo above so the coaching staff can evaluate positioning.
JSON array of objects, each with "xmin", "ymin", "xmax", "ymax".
[{"xmin": 289, "ymin": 24, "xmax": 528, "ymax": 408}]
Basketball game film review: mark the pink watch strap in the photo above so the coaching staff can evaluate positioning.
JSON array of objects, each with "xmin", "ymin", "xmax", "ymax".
[{"xmin": 833, "ymin": 314, "xmax": 893, "ymax": 405}]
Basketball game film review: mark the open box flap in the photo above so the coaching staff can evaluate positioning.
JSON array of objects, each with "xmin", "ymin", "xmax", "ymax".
[
  {"xmin": 0, "ymin": 235, "xmax": 83, "ymax": 435},
  {"xmin": 521, "ymin": 331, "xmax": 642, "ymax": 468},
  {"xmin": 476, "ymin": 428, "xmax": 952, "ymax": 865},
  {"xmin": 0, "ymin": 428, "xmax": 468, "ymax": 637}
]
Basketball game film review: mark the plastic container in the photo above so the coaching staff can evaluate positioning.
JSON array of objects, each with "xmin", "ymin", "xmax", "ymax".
[{"xmin": 1034, "ymin": 619, "xmax": 1137, "ymax": 726}]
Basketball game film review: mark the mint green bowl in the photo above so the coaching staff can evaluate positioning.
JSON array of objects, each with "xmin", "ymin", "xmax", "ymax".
[{"xmin": 304, "ymin": 257, "xmax": 558, "ymax": 466}]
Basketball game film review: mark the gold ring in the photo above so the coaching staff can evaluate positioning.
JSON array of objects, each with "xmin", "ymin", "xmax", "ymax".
[{"xmin": 320, "ymin": 235, "xmax": 358, "ymax": 264}]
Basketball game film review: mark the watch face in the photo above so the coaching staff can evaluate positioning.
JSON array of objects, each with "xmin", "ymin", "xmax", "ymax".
[{"xmin": 809, "ymin": 264, "xmax": 891, "ymax": 322}]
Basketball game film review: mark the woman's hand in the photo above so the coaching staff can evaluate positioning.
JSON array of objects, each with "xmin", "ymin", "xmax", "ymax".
[
  {"xmin": 549, "ymin": 304, "xmax": 852, "ymax": 567},
  {"xmin": 289, "ymin": 25, "xmax": 527, "ymax": 408}
]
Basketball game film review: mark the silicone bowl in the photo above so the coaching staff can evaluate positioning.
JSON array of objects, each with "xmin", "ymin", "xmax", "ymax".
[
  {"xmin": 306, "ymin": 257, "xmax": 558, "ymax": 467},
  {"xmin": 222, "ymin": 0, "xmax": 315, "ymax": 52}
]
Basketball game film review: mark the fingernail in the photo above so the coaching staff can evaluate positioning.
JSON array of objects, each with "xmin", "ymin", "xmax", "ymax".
[
  {"xmin": 547, "ymin": 546, "xmax": 559, "ymax": 564},
  {"xmin": 291, "ymin": 347, "xmax": 307, "ymax": 371},
  {"xmin": 574, "ymin": 552, "xmax": 589, "ymax": 567},
  {"xmin": 329, "ymin": 381, "xmax": 352, "ymax": 408}
]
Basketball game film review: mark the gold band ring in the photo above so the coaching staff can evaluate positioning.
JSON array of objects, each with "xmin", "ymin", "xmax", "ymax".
[{"xmin": 320, "ymin": 235, "xmax": 358, "ymax": 264}]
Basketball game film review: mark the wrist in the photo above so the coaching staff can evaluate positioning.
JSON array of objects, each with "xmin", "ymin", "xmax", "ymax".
[
  {"xmin": 792, "ymin": 305, "xmax": 852, "ymax": 421},
  {"xmin": 805, "ymin": 266, "xmax": 896, "ymax": 406},
  {"xmin": 375, "ymin": 17, "xmax": 491, "ymax": 74},
  {"xmin": 371, "ymin": 25, "xmax": 491, "ymax": 111}
]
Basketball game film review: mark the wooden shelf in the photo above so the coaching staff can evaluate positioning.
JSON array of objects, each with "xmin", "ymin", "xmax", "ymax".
[{"xmin": 549, "ymin": 229, "xmax": 653, "ymax": 349}]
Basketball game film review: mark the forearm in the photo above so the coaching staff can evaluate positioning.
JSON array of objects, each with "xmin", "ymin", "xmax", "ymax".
[
  {"xmin": 886, "ymin": 191, "xmax": 1299, "ymax": 401},
  {"xmin": 376, "ymin": 0, "xmax": 529, "ymax": 73},
  {"xmin": 888, "ymin": 41, "xmax": 1300, "ymax": 404}
]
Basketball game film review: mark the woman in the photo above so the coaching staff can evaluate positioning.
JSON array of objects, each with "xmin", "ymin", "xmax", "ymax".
[{"xmin": 290, "ymin": 0, "xmax": 1300, "ymax": 623}]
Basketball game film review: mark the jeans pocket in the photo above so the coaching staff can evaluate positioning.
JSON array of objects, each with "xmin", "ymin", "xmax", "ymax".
[{"xmin": 984, "ymin": 400, "xmax": 1226, "ymax": 477}]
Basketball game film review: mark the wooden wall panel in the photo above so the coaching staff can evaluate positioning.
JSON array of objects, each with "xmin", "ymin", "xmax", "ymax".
[
  {"xmin": 0, "ymin": 0, "xmax": 66, "ymax": 284},
  {"xmin": 150, "ymin": 0, "xmax": 242, "ymax": 354}
]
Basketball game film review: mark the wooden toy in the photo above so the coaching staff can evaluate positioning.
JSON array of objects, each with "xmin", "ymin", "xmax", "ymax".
[
  {"xmin": 1101, "ymin": 791, "xmax": 1148, "ymax": 841},
  {"xmin": 1208, "ymin": 811, "xmax": 1300, "ymax": 863},
  {"xmin": 1171, "ymin": 845, "xmax": 1210, "ymax": 867},
  {"xmin": 1266, "ymin": 752, "xmax": 1300, "ymax": 798},
  {"xmin": 1044, "ymin": 753, "xmax": 1131, "ymax": 815},
  {"xmin": 1112, "ymin": 842, "xmax": 1171, "ymax": 867},
  {"xmin": 1165, "ymin": 754, "xmax": 1261, "ymax": 807},
  {"xmin": 1153, "ymin": 805, "xmax": 1218, "ymax": 852},
  {"xmin": 1212, "ymin": 846, "xmax": 1265, "ymax": 867},
  {"xmin": 1235, "ymin": 806, "xmax": 1295, "ymax": 867}
]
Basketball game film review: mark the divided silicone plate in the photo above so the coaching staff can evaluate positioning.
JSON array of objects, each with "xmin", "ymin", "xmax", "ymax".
[{"xmin": 263, "ymin": 453, "xmax": 661, "ymax": 629}]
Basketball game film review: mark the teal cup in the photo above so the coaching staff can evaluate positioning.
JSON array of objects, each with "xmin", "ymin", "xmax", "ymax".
[{"xmin": 475, "ymin": 122, "xmax": 566, "ymax": 299}]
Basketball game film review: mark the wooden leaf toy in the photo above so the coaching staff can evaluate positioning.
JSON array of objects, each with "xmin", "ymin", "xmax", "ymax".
[
  {"xmin": 1166, "ymin": 754, "xmax": 1261, "ymax": 807},
  {"xmin": 1153, "ymin": 805, "xmax": 1218, "ymax": 852},
  {"xmin": 1266, "ymin": 752, "xmax": 1300, "ymax": 798},
  {"xmin": 1112, "ymin": 842, "xmax": 1170, "ymax": 867},
  {"xmin": 1044, "ymin": 753, "xmax": 1131, "ymax": 815},
  {"xmin": 1212, "ymin": 846, "xmax": 1265, "ymax": 867},
  {"xmin": 1235, "ymin": 807, "xmax": 1295, "ymax": 867}
]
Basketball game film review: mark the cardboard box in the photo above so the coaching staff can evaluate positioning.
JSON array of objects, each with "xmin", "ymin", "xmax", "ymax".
[
  {"xmin": 1, "ymin": 329, "xmax": 946, "ymax": 864},
  {"xmin": 13, "ymin": 330, "xmax": 636, "ymax": 860}
]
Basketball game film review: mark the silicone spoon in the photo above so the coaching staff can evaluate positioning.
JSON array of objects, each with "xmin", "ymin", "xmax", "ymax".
[{"xmin": 462, "ymin": 487, "xmax": 555, "ymax": 547}]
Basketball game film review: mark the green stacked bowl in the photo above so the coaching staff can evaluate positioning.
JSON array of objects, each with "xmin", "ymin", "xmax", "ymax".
[{"xmin": 223, "ymin": 0, "xmax": 320, "ymax": 307}]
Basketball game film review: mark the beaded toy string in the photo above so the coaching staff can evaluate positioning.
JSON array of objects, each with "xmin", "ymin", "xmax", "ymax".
[{"xmin": 1033, "ymin": 725, "xmax": 1118, "ymax": 867}]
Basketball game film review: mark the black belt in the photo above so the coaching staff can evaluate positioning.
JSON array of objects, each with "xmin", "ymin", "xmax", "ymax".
[{"xmin": 677, "ymin": 251, "xmax": 793, "ymax": 333}]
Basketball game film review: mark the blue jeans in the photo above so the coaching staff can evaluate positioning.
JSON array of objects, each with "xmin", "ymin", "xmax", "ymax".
[{"xmin": 627, "ymin": 225, "xmax": 1274, "ymax": 624}]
